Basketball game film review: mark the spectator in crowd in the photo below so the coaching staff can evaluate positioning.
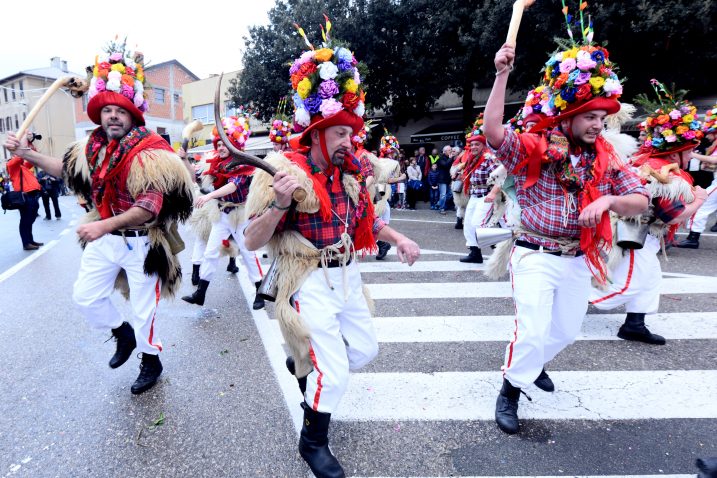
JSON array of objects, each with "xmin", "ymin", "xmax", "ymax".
[
  {"xmin": 415, "ymin": 146, "xmax": 430, "ymax": 200},
  {"xmin": 6, "ymin": 133, "xmax": 44, "ymax": 250},
  {"xmin": 436, "ymin": 145, "xmax": 454, "ymax": 214},
  {"xmin": 37, "ymin": 170, "xmax": 63, "ymax": 220},
  {"xmin": 427, "ymin": 163, "xmax": 440, "ymax": 209},
  {"xmin": 406, "ymin": 156, "xmax": 422, "ymax": 210},
  {"xmin": 429, "ymin": 148, "xmax": 440, "ymax": 166}
]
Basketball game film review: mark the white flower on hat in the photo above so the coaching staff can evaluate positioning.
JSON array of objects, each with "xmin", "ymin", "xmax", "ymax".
[
  {"xmin": 295, "ymin": 108, "xmax": 311, "ymax": 127},
  {"xmin": 134, "ymin": 92, "xmax": 144, "ymax": 107},
  {"xmin": 603, "ymin": 78, "xmax": 623, "ymax": 96},
  {"xmin": 353, "ymin": 101, "xmax": 365, "ymax": 117},
  {"xmin": 134, "ymin": 81, "xmax": 143, "ymax": 94},
  {"xmin": 107, "ymin": 79, "xmax": 121, "ymax": 92},
  {"xmin": 107, "ymin": 70, "xmax": 122, "ymax": 81},
  {"xmin": 318, "ymin": 62, "xmax": 339, "ymax": 80}
]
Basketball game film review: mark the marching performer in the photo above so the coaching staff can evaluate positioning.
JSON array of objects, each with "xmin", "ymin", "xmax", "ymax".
[
  {"xmin": 182, "ymin": 117, "xmax": 265, "ymax": 309},
  {"xmin": 375, "ymin": 129, "xmax": 405, "ymax": 260},
  {"xmin": 244, "ymin": 22, "xmax": 420, "ymax": 477},
  {"xmin": 270, "ymin": 98, "xmax": 294, "ymax": 152},
  {"xmin": 590, "ymin": 82, "xmax": 708, "ymax": 344},
  {"xmin": 4, "ymin": 40, "xmax": 194, "ymax": 394},
  {"xmin": 483, "ymin": 9, "xmax": 649, "ymax": 434}
]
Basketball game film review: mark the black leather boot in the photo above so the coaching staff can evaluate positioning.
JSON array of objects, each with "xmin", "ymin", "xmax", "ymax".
[
  {"xmin": 674, "ymin": 231, "xmax": 700, "ymax": 249},
  {"xmin": 286, "ymin": 356, "xmax": 307, "ymax": 395},
  {"xmin": 617, "ymin": 312, "xmax": 666, "ymax": 345},
  {"xmin": 495, "ymin": 378, "xmax": 524, "ymax": 434},
  {"xmin": 182, "ymin": 279, "xmax": 209, "ymax": 306},
  {"xmin": 455, "ymin": 217, "xmax": 464, "ymax": 229},
  {"xmin": 253, "ymin": 281, "xmax": 265, "ymax": 310},
  {"xmin": 191, "ymin": 264, "xmax": 200, "ymax": 286},
  {"xmin": 227, "ymin": 257, "xmax": 239, "ymax": 273},
  {"xmin": 459, "ymin": 246, "xmax": 483, "ymax": 263},
  {"xmin": 109, "ymin": 322, "xmax": 136, "ymax": 369},
  {"xmin": 131, "ymin": 353, "xmax": 163, "ymax": 395},
  {"xmin": 299, "ymin": 402, "xmax": 345, "ymax": 478},
  {"xmin": 534, "ymin": 368, "xmax": 555, "ymax": 392},
  {"xmin": 375, "ymin": 241, "xmax": 391, "ymax": 260}
]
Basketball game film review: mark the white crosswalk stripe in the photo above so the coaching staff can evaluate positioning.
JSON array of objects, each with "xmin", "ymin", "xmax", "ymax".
[{"xmin": 244, "ymin": 253, "xmax": 716, "ymax": 477}]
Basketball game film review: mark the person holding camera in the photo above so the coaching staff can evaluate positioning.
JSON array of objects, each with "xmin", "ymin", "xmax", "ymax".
[
  {"xmin": 37, "ymin": 165, "xmax": 63, "ymax": 220},
  {"xmin": 5, "ymin": 132, "xmax": 44, "ymax": 250}
]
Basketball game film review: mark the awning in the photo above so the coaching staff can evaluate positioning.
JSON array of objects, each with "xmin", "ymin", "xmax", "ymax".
[
  {"xmin": 187, "ymin": 135, "xmax": 275, "ymax": 157},
  {"xmin": 410, "ymin": 121, "xmax": 466, "ymax": 144}
]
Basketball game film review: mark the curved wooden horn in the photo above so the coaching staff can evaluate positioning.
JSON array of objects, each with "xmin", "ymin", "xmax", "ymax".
[
  {"xmin": 180, "ymin": 119, "xmax": 204, "ymax": 152},
  {"xmin": 213, "ymin": 73, "xmax": 306, "ymax": 202}
]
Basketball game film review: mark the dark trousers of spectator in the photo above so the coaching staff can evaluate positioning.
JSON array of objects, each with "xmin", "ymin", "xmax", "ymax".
[
  {"xmin": 429, "ymin": 188, "xmax": 439, "ymax": 208},
  {"xmin": 406, "ymin": 187, "xmax": 419, "ymax": 209},
  {"xmin": 19, "ymin": 192, "xmax": 40, "ymax": 247},
  {"xmin": 41, "ymin": 190, "xmax": 62, "ymax": 219}
]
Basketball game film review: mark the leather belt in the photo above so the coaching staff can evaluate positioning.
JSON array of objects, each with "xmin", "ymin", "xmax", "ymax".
[
  {"xmin": 515, "ymin": 239, "xmax": 583, "ymax": 257},
  {"xmin": 319, "ymin": 258, "xmax": 352, "ymax": 268},
  {"xmin": 110, "ymin": 230, "xmax": 148, "ymax": 237}
]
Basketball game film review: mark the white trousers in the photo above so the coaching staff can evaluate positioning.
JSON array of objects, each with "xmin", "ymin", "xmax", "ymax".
[
  {"xmin": 72, "ymin": 234, "xmax": 163, "ymax": 355},
  {"xmin": 589, "ymin": 234, "xmax": 661, "ymax": 314},
  {"xmin": 503, "ymin": 245, "xmax": 592, "ymax": 389},
  {"xmin": 380, "ymin": 202, "xmax": 391, "ymax": 224},
  {"xmin": 463, "ymin": 195, "xmax": 492, "ymax": 247},
  {"xmin": 689, "ymin": 181, "xmax": 717, "ymax": 233},
  {"xmin": 191, "ymin": 236, "xmax": 207, "ymax": 265},
  {"xmin": 199, "ymin": 211, "xmax": 262, "ymax": 283},
  {"xmin": 293, "ymin": 262, "xmax": 378, "ymax": 414}
]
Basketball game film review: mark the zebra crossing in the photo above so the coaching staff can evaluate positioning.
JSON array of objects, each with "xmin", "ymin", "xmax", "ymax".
[{"xmin": 237, "ymin": 247, "xmax": 716, "ymax": 478}]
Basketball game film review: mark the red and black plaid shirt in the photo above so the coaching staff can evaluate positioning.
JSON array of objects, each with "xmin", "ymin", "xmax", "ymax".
[
  {"xmin": 469, "ymin": 155, "xmax": 499, "ymax": 197},
  {"xmin": 276, "ymin": 166, "xmax": 385, "ymax": 250},
  {"xmin": 90, "ymin": 152, "xmax": 163, "ymax": 218},
  {"xmin": 493, "ymin": 128, "xmax": 648, "ymax": 249}
]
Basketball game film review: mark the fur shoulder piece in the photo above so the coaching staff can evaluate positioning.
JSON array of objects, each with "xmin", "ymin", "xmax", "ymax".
[
  {"xmin": 127, "ymin": 148, "xmax": 195, "ymax": 224},
  {"xmin": 602, "ymin": 129, "xmax": 638, "ymax": 163},
  {"xmin": 488, "ymin": 164, "xmax": 508, "ymax": 187},
  {"xmin": 245, "ymin": 151, "xmax": 322, "ymax": 218},
  {"xmin": 63, "ymin": 137, "xmax": 93, "ymax": 207},
  {"xmin": 371, "ymin": 156, "xmax": 399, "ymax": 185}
]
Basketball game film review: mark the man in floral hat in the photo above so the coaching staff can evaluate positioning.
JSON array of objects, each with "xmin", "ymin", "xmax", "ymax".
[
  {"xmin": 482, "ymin": 17, "xmax": 649, "ymax": 433},
  {"xmin": 243, "ymin": 20, "xmax": 420, "ymax": 477},
  {"xmin": 590, "ymin": 81, "xmax": 707, "ymax": 344},
  {"xmin": 270, "ymin": 117, "xmax": 293, "ymax": 152},
  {"xmin": 181, "ymin": 116, "xmax": 264, "ymax": 309},
  {"xmin": 674, "ymin": 105, "xmax": 717, "ymax": 248},
  {"xmin": 3, "ymin": 39, "xmax": 194, "ymax": 395}
]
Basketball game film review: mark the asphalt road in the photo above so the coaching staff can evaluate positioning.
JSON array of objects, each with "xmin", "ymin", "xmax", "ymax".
[{"xmin": 1, "ymin": 199, "xmax": 716, "ymax": 478}]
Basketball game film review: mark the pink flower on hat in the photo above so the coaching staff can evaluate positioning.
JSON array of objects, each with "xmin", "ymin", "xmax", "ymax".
[{"xmin": 319, "ymin": 98, "xmax": 343, "ymax": 118}]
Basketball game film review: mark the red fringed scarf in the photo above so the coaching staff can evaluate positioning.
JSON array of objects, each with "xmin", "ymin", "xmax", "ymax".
[
  {"xmin": 85, "ymin": 126, "xmax": 173, "ymax": 220},
  {"xmin": 287, "ymin": 151, "xmax": 377, "ymax": 254},
  {"xmin": 461, "ymin": 150, "xmax": 490, "ymax": 194},
  {"xmin": 518, "ymin": 129, "xmax": 621, "ymax": 283},
  {"xmin": 204, "ymin": 154, "xmax": 256, "ymax": 189}
]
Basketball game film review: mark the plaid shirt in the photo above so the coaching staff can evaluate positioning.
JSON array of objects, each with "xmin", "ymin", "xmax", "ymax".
[
  {"xmin": 493, "ymin": 128, "xmax": 648, "ymax": 249},
  {"xmin": 276, "ymin": 173, "xmax": 385, "ymax": 250},
  {"xmin": 357, "ymin": 150, "xmax": 375, "ymax": 178},
  {"xmin": 469, "ymin": 156, "xmax": 499, "ymax": 197},
  {"xmin": 90, "ymin": 153, "xmax": 163, "ymax": 218},
  {"xmin": 221, "ymin": 173, "xmax": 252, "ymax": 205}
]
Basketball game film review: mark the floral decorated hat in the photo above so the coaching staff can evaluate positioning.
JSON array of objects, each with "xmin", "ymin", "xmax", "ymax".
[
  {"xmin": 465, "ymin": 113, "xmax": 486, "ymax": 144},
  {"xmin": 289, "ymin": 16, "xmax": 365, "ymax": 146},
  {"xmin": 212, "ymin": 116, "xmax": 251, "ymax": 151},
  {"xmin": 352, "ymin": 119, "xmax": 376, "ymax": 147},
  {"xmin": 533, "ymin": 1, "xmax": 622, "ymax": 131},
  {"xmin": 638, "ymin": 80, "xmax": 704, "ymax": 157},
  {"xmin": 86, "ymin": 37, "xmax": 147, "ymax": 126},
  {"xmin": 702, "ymin": 104, "xmax": 717, "ymax": 134},
  {"xmin": 520, "ymin": 86, "xmax": 552, "ymax": 125},
  {"xmin": 379, "ymin": 128, "xmax": 400, "ymax": 157},
  {"xmin": 269, "ymin": 97, "xmax": 293, "ymax": 145}
]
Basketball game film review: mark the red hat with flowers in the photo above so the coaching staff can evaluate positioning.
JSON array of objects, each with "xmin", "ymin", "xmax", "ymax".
[
  {"xmin": 532, "ymin": 2, "xmax": 622, "ymax": 132},
  {"xmin": 465, "ymin": 113, "xmax": 486, "ymax": 144},
  {"xmin": 212, "ymin": 116, "xmax": 251, "ymax": 151},
  {"xmin": 636, "ymin": 80, "xmax": 704, "ymax": 157},
  {"xmin": 86, "ymin": 36, "xmax": 148, "ymax": 126},
  {"xmin": 379, "ymin": 128, "xmax": 400, "ymax": 157},
  {"xmin": 288, "ymin": 15, "xmax": 366, "ymax": 148},
  {"xmin": 269, "ymin": 97, "xmax": 293, "ymax": 145}
]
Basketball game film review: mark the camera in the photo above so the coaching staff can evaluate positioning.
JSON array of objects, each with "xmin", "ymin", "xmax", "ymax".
[{"xmin": 29, "ymin": 132, "xmax": 43, "ymax": 143}]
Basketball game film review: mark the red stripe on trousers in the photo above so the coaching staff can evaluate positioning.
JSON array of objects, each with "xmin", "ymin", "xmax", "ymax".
[
  {"xmin": 148, "ymin": 279, "xmax": 162, "ymax": 352},
  {"xmin": 590, "ymin": 249, "xmax": 635, "ymax": 304},
  {"xmin": 308, "ymin": 344, "xmax": 324, "ymax": 411},
  {"xmin": 254, "ymin": 254, "xmax": 263, "ymax": 277}
]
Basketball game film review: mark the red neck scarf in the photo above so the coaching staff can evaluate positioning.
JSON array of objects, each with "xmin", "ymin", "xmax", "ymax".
[{"xmin": 204, "ymin": 154, "xmax": 256, "ymax": 189}]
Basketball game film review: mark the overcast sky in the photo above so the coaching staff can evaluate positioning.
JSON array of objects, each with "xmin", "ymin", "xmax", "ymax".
[{"xmin": 0, "ymin": 0, "xmax": 274, "ymax": 80}]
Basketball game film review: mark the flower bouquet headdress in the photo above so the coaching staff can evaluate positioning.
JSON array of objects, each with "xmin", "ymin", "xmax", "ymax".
[
  {"xmin": 702, "ymin": 104, "xmax": 717, "ymax": 135},
  {"xmin": 635, "ymin": 80, "xmax": 704, "ymax": 157},
  {"xmin": 212, "ymin": 116, "xmax": 251, "ymax": 151},
  {"xmin": 533, "ymin": 1, "xmax": 622, "ymax": 131},
  {"xmin": 87, "ymin": 36, "xmax": 148, "ymax": 126},
  {"xmin": 379, "ymin": 128, "xmax": 400, "ymax": 157},
  {"xmin": 465, "ymin": 113, "xmax": 486, "ymax": 144},
  {"xmin": 289, "ymin": 15, "xmax": 366, "ymax": 147},
  {"xmin": 269, "ymin": 96, "xmax": 292, "ymax": 145}
]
